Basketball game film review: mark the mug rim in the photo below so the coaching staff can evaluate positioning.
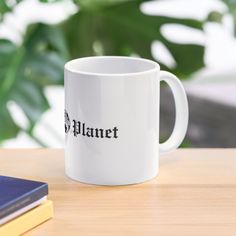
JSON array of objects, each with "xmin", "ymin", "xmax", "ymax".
[{"xmin": 64, "ymin": 56, "xmax": 160, "ymax": 77}]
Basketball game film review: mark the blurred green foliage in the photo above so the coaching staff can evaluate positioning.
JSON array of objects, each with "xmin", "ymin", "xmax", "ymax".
[
  {"xmin": 0, "ymin": 0, "xmax": 206, "ymax": 145},
  {"xmin": 222, "ymin": 0, "xmax": 236, "ymax": 35}
]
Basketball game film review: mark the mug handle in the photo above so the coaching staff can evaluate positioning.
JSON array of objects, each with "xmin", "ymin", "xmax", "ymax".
[{"xmin": 159, "ymin": 71, "xmax": 189, "ymax": 154}]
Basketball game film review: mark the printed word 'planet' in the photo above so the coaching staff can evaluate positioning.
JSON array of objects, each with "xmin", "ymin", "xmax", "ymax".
[{"xmin": 72, "ymin": 120, "xmax": 118, "ymax": 139}]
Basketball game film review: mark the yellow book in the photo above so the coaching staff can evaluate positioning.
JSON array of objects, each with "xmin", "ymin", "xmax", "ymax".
[{"xmin": 0, "ymin": 200, "xmax": 53, "ymax": 236}]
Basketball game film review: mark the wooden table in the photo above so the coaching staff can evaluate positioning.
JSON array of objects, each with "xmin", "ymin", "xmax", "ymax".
[{"xmin": 1, "ymin": 149, "xmax": 236, "ymax": 236}]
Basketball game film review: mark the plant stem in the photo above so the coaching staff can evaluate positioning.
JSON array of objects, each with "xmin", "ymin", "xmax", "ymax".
[
  {"xmin": 20, "ymin": 127, "xmax": 48, "ymax": 147},
  {"xmin": 27, "ymin": 132, "xmax": 48, "ymax": 148}
]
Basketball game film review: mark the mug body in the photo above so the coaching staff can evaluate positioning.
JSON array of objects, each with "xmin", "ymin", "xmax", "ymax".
[{"xmin": 64, "ymin": 56, "xmax": 160, "ymax": 185}]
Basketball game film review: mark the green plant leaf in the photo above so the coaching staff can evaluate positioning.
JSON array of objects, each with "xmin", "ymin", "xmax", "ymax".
[
  {"xmin": 0, "ymin": 40, "xmax": 20, "ymax": 141},
  {"xmin": 0, "ymin": 0, "xmax": 22, "ymax": 21},
  {"xmin": 0, "ymin": 24, "xmax": 68, "ymax": 142},
  {"xmin": 75, "ymin": 0, "xmax": 133, "ymax": 10},
  {"xmin": 0, "ymin": 105, "xmax": 19, "ymax": 142},
  {"xmin": 0, "ymin": 1, "xmax": 11, "ymax": 17},
  {"xmin": 62, "ymin": 0, "xmax": 204, "ymax": 78},
  {"xmin": 221, "ymin": 0, "xmax": 236, "ymax": 35}
]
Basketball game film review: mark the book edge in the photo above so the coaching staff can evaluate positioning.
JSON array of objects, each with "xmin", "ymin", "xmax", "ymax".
[
  {"xmin": 0, "ymin": 200, "xmax": 53, "ymax": 236},
  {"xmin": 0, "ymin": 196, "xmax": 47, "ymax": 225},
  {"xmin": 0, "ymin": 182, "xmax": 48, "ymax": 219}
]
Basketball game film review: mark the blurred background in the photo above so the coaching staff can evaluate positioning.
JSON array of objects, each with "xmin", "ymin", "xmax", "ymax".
[{"xmin": 0, "ymin": 0, "xmax": 235, "ymax": 148}]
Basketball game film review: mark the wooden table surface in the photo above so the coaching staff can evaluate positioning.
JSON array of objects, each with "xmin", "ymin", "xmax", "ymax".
[{"xmin": 0, "ymin": 149, "xmax": 236, "ymax": 236}]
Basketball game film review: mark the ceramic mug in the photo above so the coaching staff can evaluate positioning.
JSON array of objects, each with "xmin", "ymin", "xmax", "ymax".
[{"xmin": 64, "ymin": 56, "xmax": 188, "ymax": 185}]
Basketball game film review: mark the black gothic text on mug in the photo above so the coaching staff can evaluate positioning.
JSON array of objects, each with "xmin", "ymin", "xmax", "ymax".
[{"xmin": 72, "ymin": 120, "xmax": 118, "ymax": 139}]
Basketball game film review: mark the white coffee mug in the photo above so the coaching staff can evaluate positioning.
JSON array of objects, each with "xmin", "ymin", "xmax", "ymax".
[{"xmin": 64, "ymin": 56, "xmax": 188, "ymax": 185}]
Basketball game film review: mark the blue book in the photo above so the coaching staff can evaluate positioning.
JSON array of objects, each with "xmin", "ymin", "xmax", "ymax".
[{"xmin": 0, "ymin": 176, "xmax": 48, "ymax": 220}]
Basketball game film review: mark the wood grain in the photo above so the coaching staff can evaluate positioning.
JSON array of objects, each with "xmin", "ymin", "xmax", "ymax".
[{"xmin": 0, "ymin": 149, "xmax": 236, "ymax": 236}]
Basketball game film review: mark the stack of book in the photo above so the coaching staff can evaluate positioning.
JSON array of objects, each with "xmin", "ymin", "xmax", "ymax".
[{"xmin": 0, "ymin": 175, "xmax": 53, "ymax": 235}]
